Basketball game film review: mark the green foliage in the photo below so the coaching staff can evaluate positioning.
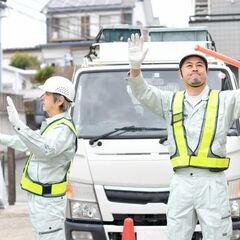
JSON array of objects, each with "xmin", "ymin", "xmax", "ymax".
[
  {"xmin": 33, "ymin": 65, "xmax": 55, "ymax": 84},
  {"xmin": 10, "ymin": 52, "xmax": 40, "ymax": 70}
]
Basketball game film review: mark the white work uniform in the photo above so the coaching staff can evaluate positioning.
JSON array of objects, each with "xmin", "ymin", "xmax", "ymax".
[
  {"xmin": 128, "ymin": 74, "xmax": 240, "ymax": 240},
  {"xmin": 0, "ymin": 112, "xmax": 76, "ymax": 240}
]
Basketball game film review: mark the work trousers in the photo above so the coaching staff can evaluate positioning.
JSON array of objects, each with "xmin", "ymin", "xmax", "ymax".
[
  {"xmin": 167, "ymin": 167, "xmax": 232, "ymax": 240},
  {"xmin": 27, "ymin": 193, "xmax": 66, "ymax": 240}
]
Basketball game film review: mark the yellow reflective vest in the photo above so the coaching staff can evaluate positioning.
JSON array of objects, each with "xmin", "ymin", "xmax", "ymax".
[
  {"xmin": 171, "ymin": 90, "xmax": 230, "ymax": 171},
  {"xmin": 21, "ymin": 118, "xmax": 77, "ymax": 197}
]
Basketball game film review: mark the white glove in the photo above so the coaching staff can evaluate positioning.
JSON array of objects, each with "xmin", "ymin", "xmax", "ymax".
[
  {"xmin": 128, "ymin": 33, "xmax": 148, "ymax": 69},
  {"xmin": 6, "ymin": 96, "xmax": 20, "ymax": 126}
]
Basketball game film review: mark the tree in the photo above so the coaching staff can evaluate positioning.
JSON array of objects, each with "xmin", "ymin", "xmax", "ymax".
[
  {"xmin": 32, "ymin": 65, "xmax": 55, "ymax": 85},
  {"xmin": 10, "ymin": 52, "xmax": 40, "ymax": 70}
]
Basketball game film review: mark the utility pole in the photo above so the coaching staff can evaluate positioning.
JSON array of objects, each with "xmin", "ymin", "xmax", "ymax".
[
  {"xmin": 0, "ymin": 0, "xmax": 7, "ymax": 92},
  {"xmin": 7, "ymin": 147, "xmax": 16, "ymax": 205}
]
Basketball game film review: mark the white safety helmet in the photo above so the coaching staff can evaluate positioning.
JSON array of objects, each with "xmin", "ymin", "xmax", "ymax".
[
  {"xmin": 179, "ymin": 52, "xmax": 208, "ymax": 70},
  {"xmin": 39, "ymin": 76, "xmax": 75, "ymax": 102}
]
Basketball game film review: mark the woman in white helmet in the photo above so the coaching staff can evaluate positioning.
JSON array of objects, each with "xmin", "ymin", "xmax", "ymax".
[{"xmin": 0, "ymin": 76, "xmax": 77, "ymax": 240}]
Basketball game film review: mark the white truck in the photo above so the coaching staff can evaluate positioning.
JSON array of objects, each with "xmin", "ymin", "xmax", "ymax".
[{"xmin": 65, "ymin": 27, "xmax": 240, "ymax": 240}]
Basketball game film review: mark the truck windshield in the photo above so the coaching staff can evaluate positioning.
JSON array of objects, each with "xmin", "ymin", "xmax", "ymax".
[{"xmin": 73, "ymin": 68, "xmax": 229, "ymax": 138}]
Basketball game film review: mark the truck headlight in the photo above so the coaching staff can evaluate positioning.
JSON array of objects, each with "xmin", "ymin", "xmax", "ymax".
[
  {"xmin": 71, "ymin": 200, "xmax": 101, "ymax": 220},
  {"xmin": 67, "ymin": 181, "xmax": 102, "ymax": 221},
  {"xmin": 230, "ymin": 200, "xmax": 240, "ymax": 217},
  {"xmin": 228, "ymin": 179, "xmax": 240, "ymax": 217}
]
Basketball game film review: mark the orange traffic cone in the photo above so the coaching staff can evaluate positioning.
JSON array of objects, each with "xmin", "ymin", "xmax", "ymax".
[{"xmin": 121, "ymin": 218, "xmax": 135, "ymax": 240}]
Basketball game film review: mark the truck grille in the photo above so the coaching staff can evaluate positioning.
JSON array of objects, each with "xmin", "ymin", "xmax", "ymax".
[
  {"xmin": 108, "ymin": 232, "xmax": 203, "ymax": 240},
  {"xmin": 112, "ymin": 214, "xmax": 166, "ymax": 226},
  {"xmin": 105, "ymin": 189, "xmax": 169, "ymax": 204}
]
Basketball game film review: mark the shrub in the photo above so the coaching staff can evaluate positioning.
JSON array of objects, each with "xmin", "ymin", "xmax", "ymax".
[
  {"xmin": 10, "ymin": 52, "xmax": 40, "ymax": 70},
  {"xmin": 32, "ymin": 65, "xmax": 55, "ymax": 85}
]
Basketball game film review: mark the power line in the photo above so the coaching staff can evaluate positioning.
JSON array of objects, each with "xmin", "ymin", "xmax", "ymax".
[
  {"xmin": 6, "ymin": 5, "xmax": 82, "ymax": 38},
  {"xmin": 4, "ymin": 2, "xmax": 124, "ymax": 43},
  {"xmin": 10, "ymin": 0, "xmax": 45, "ymax": 14},
  {"xmin": 6, "ymin": 5, "xmax": 45, "ymax": 22},
  {"xmin": 5, "ymin": 4, "xmax": 106, "ymax": 40}
]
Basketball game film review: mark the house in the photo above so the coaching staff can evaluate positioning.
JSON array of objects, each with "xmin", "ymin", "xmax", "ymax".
[
  {"xmin": 39, "ymin": 0, "xmax": 158, "ymax": 66},
  {"xmin": 42, "ymin": 0, "xmax": 157, "ymax": 43},
  {"xmin": 189, "ymin": 0, "xmax": 240, "ymax": 80},
  {"xmin": 2, "ymin": 46, "xmax": 43, "ymax": 95},
  {"xmin": 2, "ymin": 65, "xmax": 37, "ymax": 94},
  {"xmin": 3, "ymin": 0, "xmax": 158, "ymax": 73},
  {"xmin": 2, "ymin": 0, "xmax": 158, "ymax": 118}
]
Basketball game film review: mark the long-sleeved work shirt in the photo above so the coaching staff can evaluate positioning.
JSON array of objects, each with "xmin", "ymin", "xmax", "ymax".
[
  {"xmin": 0, "ymin": 112, "xmax": 76, "ymax": 184},
  {"xmin": 128, "ymin": 74, "xmax": 240, "ymax": 161}
]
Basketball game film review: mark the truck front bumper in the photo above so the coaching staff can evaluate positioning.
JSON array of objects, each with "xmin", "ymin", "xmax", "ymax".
[
  {"xmin": 232, "ymin": 220, "xmax": 240, "ymax": 240},
  {"xmin": 65, "ymin": 220, "xmax": 107, "ymax": 240},
  {"xmin": 65, "ymin": 220, "xmax": 188, "ymax": 240},
  {"xmin": 65, "ymin": 220, "xmax": 169, "ymax": 240}
]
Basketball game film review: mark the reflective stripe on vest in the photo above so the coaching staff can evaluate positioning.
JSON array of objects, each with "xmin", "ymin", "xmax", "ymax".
[
  {"xmin": 21, "ymin": 118, "xmax": 77, "ymax": 197},
  {"xmin": 171, "ymin": 90, "xmax": 230, "ymax": 171}
]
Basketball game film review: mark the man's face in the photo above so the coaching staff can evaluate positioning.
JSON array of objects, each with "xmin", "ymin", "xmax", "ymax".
[
  {"xmin": 179, "ymin": 56, "xmax": 208, "ymax": 89},
  {"xmin": 40, "ymin": 92, "xmax": 62, "ymax": 117}
]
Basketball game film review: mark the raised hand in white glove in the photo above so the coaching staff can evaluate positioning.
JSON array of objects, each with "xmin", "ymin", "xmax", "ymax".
[
  {"xmin": 6, "ymin": 96, "xmax": 20, "ymax": 126},
  {"xmin": 128, "ymin": 33, "xmax": 148, "ymax": 69}
]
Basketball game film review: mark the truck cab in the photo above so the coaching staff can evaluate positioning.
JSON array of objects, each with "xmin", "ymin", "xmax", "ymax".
[{"xmin": 65, "ymin": 27, "xmax": 240, "ymax": 240}]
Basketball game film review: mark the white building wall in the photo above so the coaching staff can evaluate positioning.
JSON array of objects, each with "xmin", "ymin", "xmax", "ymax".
[
  {"xmin": 41, "ymin": 47, "xmax": 71, "ymax": 66},
  {"xmin": 71, "ymin": 47, "xmax": 90, "ymax": 66},
  {"xmin": 2, "ymin": 66, "xmax": 36, "ymax": 93},
  {"xmin": 90, "ymin": 14, "xmax": 100, "ymax": 38},
  {"xmin": 132, "ymin": 1, "xmax": 146, "ymax": 25}
]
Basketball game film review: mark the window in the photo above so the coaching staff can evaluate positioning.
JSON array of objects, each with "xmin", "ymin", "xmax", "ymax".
[
  {"xmin": 49, "ymin": 16, "xmax": 81, "ymax": 41},
  {"xmin": 73, "ymin": 68, "xmax": 228, "ymax": 138},
  {"xmin": 123, "ymin": 13, "xmax": 132, "ymax": 25},
  {"xmin": 150, "ymin": 30, "xmax": 208, "ymax": 42},
  {"xmin": 195, "ymin": 0, "xmax": 209, "ymax": 15},
  {"xmin": 81, "ymin": 16, "xmax": 90, "ymax": 39}
]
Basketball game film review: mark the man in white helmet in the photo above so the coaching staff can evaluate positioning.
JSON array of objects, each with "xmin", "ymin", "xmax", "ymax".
[
  {"xmin": 127, "ymin": 34, "xmax": 234, "ymax": 239},
  {"xmin": 0, "ymin": 76, "xmax": 77, "ymax": 240}
]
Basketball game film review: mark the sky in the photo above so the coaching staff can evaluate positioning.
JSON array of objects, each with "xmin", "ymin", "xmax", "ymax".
[{"xmin": 1, "ymin": 0, "xmax": 194, "ymax": 49}]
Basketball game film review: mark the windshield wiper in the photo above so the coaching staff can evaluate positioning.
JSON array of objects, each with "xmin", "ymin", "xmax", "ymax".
[{"xmin": 89, "ymin": 126, "xmax": 166, "ymax": 145}]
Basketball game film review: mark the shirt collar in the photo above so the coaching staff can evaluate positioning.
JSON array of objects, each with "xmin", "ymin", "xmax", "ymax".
[
  {"xmin": 46, "ymin": 111, "xmax": 71, "ymax": 125},
  {"xmin": 185, "ymin": 85, "xmax": 210, "ymax": 101}
]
